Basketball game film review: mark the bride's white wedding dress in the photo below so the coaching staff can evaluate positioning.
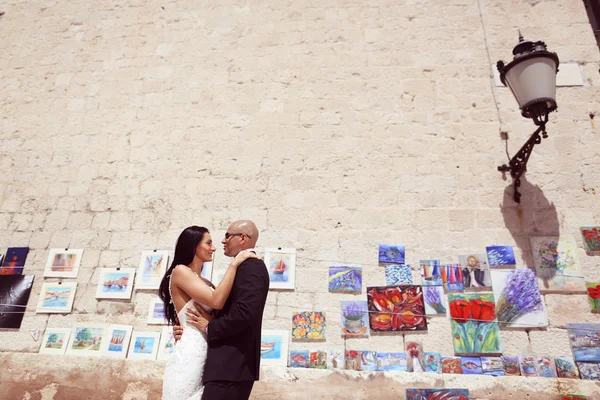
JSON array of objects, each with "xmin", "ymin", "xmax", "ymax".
[{"xmin": 162, "ymin": 298, "xmax": 213, "ymax": 400}]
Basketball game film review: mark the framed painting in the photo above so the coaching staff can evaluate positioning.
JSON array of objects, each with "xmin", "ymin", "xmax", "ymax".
[
  {"xmin": 458, "ymin": 253, "xmax": 491, "ymax": 290},
  {"xmin": 66, "ymin": 323, "xmax": 108, "ymax": 357},
  {"xmin": 328, "ymin": 350, "xmax": 343, "ymax": 369},
  {"xmin": 385, "ymin": 264, "xmax": 413, "ymax": 285},
  {"xmin": 36, "ymin": 281, "xmax": 77, "ymax": 313},
  {"xmin": 519, "ymin": 355, "xmax": 540, "ymax": 377},
  {"xmin": 490, "ymin": 269, "xmax": 547, "ymax": 328},
  {"xmin": 292, "ymin": 311, "xmax": 325, "ymax": 340},
  {"xmin": 359, "ymin": 351, "xmax": 377, "ymax": 371},
  {"xmin": 556, "ymin": 356, "xmax": 580, "ymax": 379},
  {"xmin": 501, "ymin": 355, "xmax": 521, "ymax": 376},
  {"xmin": 529, "ymin": 236, "xmax": 585, "ymax": 293},
  {"xmin": 101, "ymin": 324, "xmax": 133, "ymax": 359},
  {"xmin": 461, "ymin": 356, "xmax": 483, "ymax": 374},
  {"xmin": 577, "ymin": 362, "xmax": 600, "ymax": 380},
  {"xmin": 420, "ymin": 260, "xmax": 442, "ymax": 286},
  {"xmin": 376, "ymin": 352, "xmax": 407, "ymax": 371},
  {"xmin": 264, "ymin": 248, "xmax": 296, "ymax": 290},
  {"xmin": 448, "ymin": 293, "xmax": 502, "ymax": 355},
  {"xmin": 290, "ymin": 350, "xmax": 309, "ymax": 368},
  {"xmin": 406, "ymin": 341, "xmax": 424, "ymax": 372},
  {"xmin": 567, "ymin": 323, "xmax": 600, "ymax": 362},
  {"xmin": 423, "ymin": 286, "xmax": 447, "ymax": 316},
  {"xmin": 441, "ymin": 356, "xmax": 463, "ymax": 374},
  {"xmin": 481, "ymin": 356, "xmax": 505, "ymax": 376},
  {"xmin": 328, "ymin": 265, "xmax": 362, "ymax": 292},
  {"xmin": 157, "ymin": 326, "xmax": 176, "ymax": 361},
  {"xmin": 39, "ymin": 328, "xmax": 71, "ymax": 355},
  {"xmin": 344, "ymin": 350, "xmax": 361, "ymax": 371},
  {"xmin": 538, "ymin": 357, "xmax": 558, "ymax": 378},
  {"xmin": 147, "ymin": 296, "xmax": 167, "ymax": 325},
  {"xmin": 378, "ymin": 244, "xmax": 405, "ymax": 264},
  {"xmin": 96, "ymin": 268, "xmax": 135, "ymax": 300},
  {"xmin": 486, "ymin": 245, "xmax": 516, "ymax": 268},
  {"xmin": 586, "ymin": 282, "xmax": 600, "ymax": 313},
  {"xmin": 136, "ymin": 250, "xmax": 169, "ymax": 290},
  {"xmin": 309, "ymin": 351, "xmax": 328, "ymax": 369},
  {"xmin": 43, "ymin": 248, "xmax": 83, "ymax": 278},
  {"xmin": 581, "ymin": 227, "xmax": 600, "ymax": 254},
  {"xmin": 260, "ymin": 329, "xmax": 289, "ymax": 366},
  {"xmin": 366, "ymin": 286, "xmax": 427, "ymax": 332},
  {"xmin": 341, "ymin": 301, "xmax": 369, "ymax": 338},
  {"xmin": 0, "ymin": 274, "xmax": 34, "ymax": 329},
  {"xmin": 441, "ymin": 264, "xmax": 464, "ymax": 291},
  {"xmin": 406, "ymin": 389, "xmax": 470, "ymax": 400},
  {"xmin": 128, "ymin": 331, "xmax": 160, "ymax": 360},
  {"xmin": 423, "ymin": 352, "xmax": 442, "ymax": 374},
  {"xmin": 0, "ymin": 247, "xmax": 28, "ymax": 275}
]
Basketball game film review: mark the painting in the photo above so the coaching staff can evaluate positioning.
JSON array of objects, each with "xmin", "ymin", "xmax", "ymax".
[
  {"xmin": 529, "ymin": 236, "xmax": 584, "ymax": 293},
  {"xmin": 562, "ymin": 396, "xmax": 587, "ymax": 400},
  {"xmin": 406, "ymin": 341, "xmax": 424, "ymax": 372},
  {"xmin": 39, "ymin": 328, "xmax": 71, "ymax": 355},
  {"xmin": 441, "ymin": 264, "xmax": 464, "ymax": 291},
  {"xmin": 0, "ymin": 247, "xmax": 28, "ymax": 275},
  {"xmin": 581, "ymin": 227, "xmax": 600, "ymax": 254},
  {"xmin": 136, "ymin": 250, "xmax": 169, "ymax": 290},
  {"xmin": 157, "ymin": 326, "xmax": 176, "ymax": 361},
  {"xmin": 448, "ymin": 293, "xmax": 502, "ymax": 355},
  {"xmin": 309, "ymin": 351, "xmax": 328, "ymax": 369},
  {"xmin": 420, "ymin": 260, "xmax": 442, "ymax": 286},
  {"xmin": 461, "ymin": 356, "xmax": 483, "ymax": 374},
  {"xmin": 490, "ymin": 269, "xmax": 547, "ymax": 328},
  {"xmin": 458, "ymin": 253, "xmax": 491, "ymax": 290},
  {"xmin": 519, "ymin": 356, "xmax": 540, "ymax": 377},
  {"xmin": 556, "ymin": 356, "xmax": 580, "ymax": 379},
  {"xmin": 292, "ymin": 311, "xmax": 325, "ymax": 340},
  {"xmin": 43, "ymin": 248, "xmax": 83, "ymax": 278},
  {"xmin": 0, "ymin": 275, "xmax": 34, "ymax": 329},
  {"xmin": 378, "ymin": 244, "xmax": 405, "ymax": 264},
  {"xmin": 344, "ymin": 350, "xmax": 361, "ymax": 371},
  {"xmin": 147, "ymin": 296, "xmax": 167, "ymax": 324},
  {"xmin": 328, "ymin": 265, "xmax": 362, "ymax": 292},
  {"xmin": 501, "ymin": 355, "xmax": 521, "ymax": 376},
  {"xmin": 360, "ymin": 351, "xmax": 378, "ymax": 371},
  {"xmin": 128, "ymin": 331, "xmax": 160, "ymax": 360},
  {"xmin": 328, "ymin": 350, "xmax": 343, "ymax": 369},
  {"xmin": 101, "ymin": 324, "xmax": 133, "ymax": 359},
  {"xmin": 577, "ymin": 362, "xmax": 600, "ymax": 380},
  {"xmin": 538, "ymin": 357, "xmax": 558, "ymax": 378},
  {"xmin": 366, "ymin": 286, "xmax": 427, "ymax": 332},
  {"xmin": 66, "ymin": 323, "xmax": 108, "ymax": 357},
  {"xmin": 423, "ymin": 352, "xmax": 442, "ymax": 374},
  {"xmin": 567, "ymin": 323, "xmax": 600, "ymax": 362},
  {"xmin": 95, "ymin": 268, "xmax": 135, "ymax": 300},
  {"xmin": 406, "ymin": 389, "xmax": 470, "ymax": 400},
  {"xmin": 341, "ymin": 301, "xmax": 369, "ymax": 338},
  {"xmin": 385, "ymin": 264, "xmax": 413, "ymax": 285},
  {"xmin": 36, "ymin": 282, "xmax": 77, "ymax": 313},
  {"xmin": 442, "ymin": 357, "xmax": 463, "ymax": 374},
  {"xmin": 423, "ymin": 286, "xmax": 447, "ymax": 316},
  {"xmin": 481, "ymin": 357, "xmax": 505, "ymax": 376},
  {"xmin": 264, "ymin": 248, "xmax": 296, "ymax": 290},
  {"xmin": 486, "ymin": 245, "xmax": 516, "ymax": 268},
  {"xmin": 586, "ymin": 282, "xmax": 600, "ymax": 313},
  {"xmin": 376, "ymin": 352, "xmax": 407, "ymax": 371},
  {"xmin": 290, "ymin": 350, "xmax": 310, "ymax": 368},
  {"xmin": 260, "ymin": 329, "xmax": 289, "ymax": 366}
]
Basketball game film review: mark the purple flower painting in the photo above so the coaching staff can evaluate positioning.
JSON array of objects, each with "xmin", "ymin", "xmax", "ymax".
[
  {"xmin": 423, "ymin": 286, "xmax": 446, "ymax": 316},
  {"xmin": 491, "ymin": 269, "xmax": 547, "ymax": 328}
]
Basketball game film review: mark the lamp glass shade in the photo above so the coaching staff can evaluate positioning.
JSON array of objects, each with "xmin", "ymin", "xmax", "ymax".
[{"xmin": 503, "ymin": 55, "xmax": 557, "ymax": 110}]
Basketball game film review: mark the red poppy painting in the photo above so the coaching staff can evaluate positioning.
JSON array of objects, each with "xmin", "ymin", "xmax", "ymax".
[
  {"xmin": 581, "ymin": 227, "xmax": 600, "ymax": 253},
  {"xmin": 366, "ymin": 286, "xmax": 427, "ymax": 332}
]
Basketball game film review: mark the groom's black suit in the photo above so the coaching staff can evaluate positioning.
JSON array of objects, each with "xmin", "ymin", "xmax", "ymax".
[{"xmin": 202, "ymin": 257, "xmax": 269, "ymax": 399}]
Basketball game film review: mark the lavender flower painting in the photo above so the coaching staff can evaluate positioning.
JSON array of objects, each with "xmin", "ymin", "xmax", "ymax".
[
  {"xmin": 423, "ymin": 286, "xmax": 446, "ymax": 316},
  {"xmin": 491, "ymin": 269, "xmax": 547, "ymax": 328},
  {"xmin": 486, "ymin": 245, "xmax": 516, "ymax": 268},
  {"xmin": 341, "ymin": 301, "xmax": 369, "ymax": 338}
]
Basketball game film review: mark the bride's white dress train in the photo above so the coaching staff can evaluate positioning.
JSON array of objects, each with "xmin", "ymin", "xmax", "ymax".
[{"xmin": 162, "ymin": 299, "xmax": 212, "ymax": 400}]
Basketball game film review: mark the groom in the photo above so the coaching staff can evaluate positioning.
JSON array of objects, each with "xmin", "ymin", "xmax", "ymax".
[{"xmin": 180, "ymin": 220, "xmax": 269, "ymax": 400}]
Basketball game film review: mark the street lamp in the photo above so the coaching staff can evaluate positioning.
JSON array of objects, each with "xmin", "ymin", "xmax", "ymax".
[{"xmin": 496, "ymin": 32, "xmax": 559, "ymax": 203}]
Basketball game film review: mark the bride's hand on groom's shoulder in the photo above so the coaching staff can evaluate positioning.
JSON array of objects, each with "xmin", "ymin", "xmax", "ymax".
[{"xmin": 233, "ymin": 250, "xmax": 259, "ymax": 267}]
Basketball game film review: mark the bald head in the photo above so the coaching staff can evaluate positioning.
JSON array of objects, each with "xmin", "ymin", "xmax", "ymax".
[
  {"xmin": 222, "ymin": 220, "xmax": 259, "ymax": 257},
  {"xmin": 231, "ymin": 220, "xmax": 259, "ymax": 247}
]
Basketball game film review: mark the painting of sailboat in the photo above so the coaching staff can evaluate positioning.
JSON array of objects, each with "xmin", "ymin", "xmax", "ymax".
[
  {"xmin": 260, "ymin": 330, "xmax": 288, "ymax": 366},
  {"xmin": 264, "ymin": 248, "xmax": 296, "ymax": 290}
]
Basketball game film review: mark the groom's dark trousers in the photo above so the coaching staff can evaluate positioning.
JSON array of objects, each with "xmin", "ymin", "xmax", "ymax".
[{"xmin": 202, "ymin": 257, "xmax": 269, "ymax": 400}]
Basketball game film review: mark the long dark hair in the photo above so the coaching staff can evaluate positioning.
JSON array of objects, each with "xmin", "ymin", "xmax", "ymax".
[{"xmin": 158, "ymin": 226, "xmax": 215, "ymax": 325}]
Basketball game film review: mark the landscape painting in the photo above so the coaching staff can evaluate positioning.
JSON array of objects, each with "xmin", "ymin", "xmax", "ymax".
[
  {"xmin": 264, "ymin": 248, "xmax": 296, "ymax": 290},
  {"xmin": 260, "ymin": 329, "xmax": 289, "ymax": 366},
  {"xmin": 529, "ymin": 236, "xmax": 585, "ymax": 293},
  {"xmin": 486, "ymin": 245, "xmax": 516, "ymax": 268},
  {"xmin": 39, "ymin": 328, "xmax": 71, "ymax": 355},
  {"xmin": 567, "ymin": 323, "xmax": 600, "ymax": 362},
  {"xmin": 127, "ymin": 331, "xmax": 160, "ymax": 360},
  {"xmin": 406, "ymin": 389, "xmax": 470, "ymax": 400},
  {"xmin": 136, "ymin": 250, "xmax": 169, "ymax": 290},
  {"xmin": 385, "ymin": 264, "xmax": 413, "ymax": 285},
  {"xmin": 292, "ymin": 311, "xmax": 326, "ymax": 340},
  {"xmin": 366, "ymin": 286, "xmax": 427, "ymax": 332},
  {"xmin": 376, "ymin": 352, "xmax": 407, "ymax": 371},
  {"xmin": 328, "ymin": 265, "xmax": 362, "ymax": 292},
  {"xmin": 43, "ymin": 248, "xmax": 83, "ymax": 278},
  {"xmin": 36, "ymin": 282, "xmax": 77, "ymax": 313},
  {"xmin": 341, "ymin": 301, "xmax": 369, "ymax": 338},
  {"xmin": 95, "ymin": 268, "xmax": 135, "ymax": 300},
  {"xmin": 378, "ymin": 244, "xmax": 405, "ymax": 264},
  {"xmin": 67, "ymin": 324, "xmax": 107, "ymax": 356}
]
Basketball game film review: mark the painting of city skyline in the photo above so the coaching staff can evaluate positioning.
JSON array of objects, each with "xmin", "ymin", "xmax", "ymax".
[{"xmin": 567, "ymin": 323, "xmax": 600, "ymax": 362}]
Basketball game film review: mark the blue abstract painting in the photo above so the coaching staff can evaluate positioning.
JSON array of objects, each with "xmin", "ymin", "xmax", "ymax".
[
  {"xmin": 486, "ymin": 245, "xmax": 516, "ymax": 268},
  {"xmin": 378, "ymin": 244, "xmax": 405, "ymax": 264},
  {"xmin": 385, "ymin": 264, "xmax": 413, "ymax": 285}
]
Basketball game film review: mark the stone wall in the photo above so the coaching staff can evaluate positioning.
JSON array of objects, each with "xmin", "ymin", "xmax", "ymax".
[{"xmin": 1, "ymin": 0, "xmax": 599, "ymax": 398}]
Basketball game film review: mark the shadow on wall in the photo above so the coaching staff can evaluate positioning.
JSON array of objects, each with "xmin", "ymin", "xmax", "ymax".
[{"xmin": 500, "ymin": 176, "xmax": 561, "ymax": 270}]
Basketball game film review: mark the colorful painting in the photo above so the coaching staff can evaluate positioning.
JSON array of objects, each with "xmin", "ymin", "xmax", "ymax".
[
  {"xmin": 562, "ymin": 396, "xmax": 587, "ymax": 400},
  {"xmin": 556, "ymin": 356, "xmax": 580, "ymax": 378},
  {"xmin": 420, "ymin": 260, "xmax": 442, "ymax": 286},
  {"xmin": 0, "ymin": 247, "xmax": 28, "ymax": 275},
  {"xmin": 577, "ymin": 362, "xmax": 600, "ymax": 380},
  {"xmin": 378, "ymin": 244, "xmax": 405, "ymax": 264},
  {"xmin": 39, "ymin": 328, "xmax": 71, "ymax": 355},
  {"xmin": 406, "ymin": 389, "xmax": 470, "ymax": 400},
  {"xmin": 309, "ymin": 351, "xmax": 328, "ymax": 369},
  {"xmin": 423, "ymin": 352, "xmax": 442, "ymax": 374},
  {"xmin": 328, "ymin": 265, "xmax": 362, "ymax": 292},
  {"xmin": 441, "ymin": 264, "xmax": 464, "ymax": 291},
  {"xmin": 586, "ymin": 282, "xmax": 600, "ymax": 313},
  {"xmin": 529, "ymin": 236, "xmax": 584, "ymax": 293},
  {"xmin": 376, "ymin": 352, "xmax": 407, "ymax": 371},
  {"xmin": 147, "ymin": 296, "xmax": 167, "ymax": 324},
  {"xmin": 101, "ymin": 324, "xmax": 133, "ymax": 359},
  {"xmin": 448, "ymin": 293, "xmax": 502, "ymax": 355},
  {"xmin": 136, "ymin": 250, "xmax": 169, "ymax": 290},
  {"xmin": 461, "ymin": 356, "xmax": 483, "ymax": 374},
  {"xmin": 538, "ymin": 357, "xmax": 558, "ymax": 378},
  {"xmin": 292, "ymin": 312, "xmax": 326, "ymax": 340},
  {"xmin": 581, "ymin": 227, "xmax": 600, "ymax": 254},
  {"xmin": 501, "ymin": 355, "xmax": 521, "ymax": 376},
  {"xmin": 423, "ymin": 286, "xmax": 447, "ymax": 316},
  {"xmin": 43, "ymin": 248, "xmax": 83, "ymax": 278},
  {"xmin": 95, "ymin": 268, "xmax": 135, "ymax": 300},
  {"xmin": 36, "ymin": 282, "xmax": 77, "ymax": 313},
  {"xmin": 360, "ymin": 351, "xmax": 378, "ymax": 371},
  {"xmin": 66, "ymin": 324, "xmax": 107, "ymax": 356},
  {"xmin": 264, "ymin": 248, "xmax": 296, "ymax": 290},
  {"xmin": 341, "ymin": 301, "xmax": 369, "ymax": 338},
  {"xmin": 0, "ymin": 274, "xmax": 34, "ymax": 329},
  {"xmin": 519, "ymin": 355, "xmax": 540, "ymax": 377},
  {"xmin": 442, "ymin": 357, "xmax": 463, "ymax": 374},
  {"xmin": 481, "ymin": 357, "xmax": 505, "ymax": 376},
  {"xmin": 260, "ymin": 329, "xmax": 289, "ymax": 366},
  {"xmin": 290, "ymin": 350, "xmax": 310, "ymax": 368},
  {"xmin": 486, "ymin": 245, "xmax": 516, "ymax": 268},
  {"xmin": 327, "ymin": 350, "xmax": 343, "ymax": 369},
  {"xmin": 567, "ymin": 323, "xmax": 600, "ymax": 362},
  {"xmin": 490, "ymin": 269, "xmax": 547, "ymax": 328},
  {"xmin": 366, "ymin": 286, "xmax": 427, "ymax": 332},
  {"xmin": 385, "ymin": 264, "xmax": 413, "ymax": 285},
  {"xmin": 344, "ymin": 350, "xmax": 361, "ymax": 371},
  {"xmin": 406, "ymin": 341, "xmax": 424, "ymax": 372},
  {"xmin": 128, "ymin": 331, "xmax": 160, "ymax": 360},
  {"xmin": 458, "ymin": 253, "xmax": 491, "ymax": 290}
]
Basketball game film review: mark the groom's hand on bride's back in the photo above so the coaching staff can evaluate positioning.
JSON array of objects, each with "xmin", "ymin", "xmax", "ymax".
[
  {"xmin": 186, "ymin": 303, "xmax": 214, "ymax": 333},
  {"xmin": 173, "ymin": 317, "xmax": 184, "ymax": 341}
]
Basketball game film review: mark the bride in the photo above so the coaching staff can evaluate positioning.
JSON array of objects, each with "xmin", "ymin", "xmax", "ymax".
[{"xmin": 159, "ymin": 226, "xmax": 257, "ymax": 400}]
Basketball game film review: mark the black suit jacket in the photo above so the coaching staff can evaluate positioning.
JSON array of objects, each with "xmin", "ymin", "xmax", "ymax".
[{"xmin": 203, "ymin": 257, "xmax": 270, "ymax": 383}]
